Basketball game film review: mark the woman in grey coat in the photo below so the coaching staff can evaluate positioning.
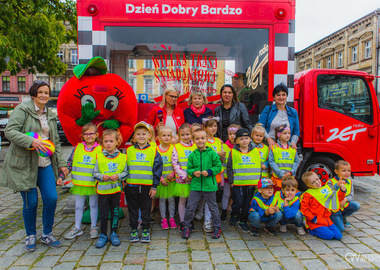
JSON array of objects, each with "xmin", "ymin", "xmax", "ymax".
[
  {"xmin": 214, "ymin": 84, "xmax": 253, "ymax": 142},
  {"xmin": 0, "ymin": 81, "xmax": 68, "ymax": 252}
]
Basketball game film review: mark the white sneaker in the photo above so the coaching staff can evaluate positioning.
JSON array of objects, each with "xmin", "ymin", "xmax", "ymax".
[
  {"xmin": 203, "ymin": 221, "xmax": 213, "ymax": 233},
  {"xmin": 279, "ymin": 225, "xmax": 287, "ymax": 233},
  {"xmin": 297, "ymin": 227, "xmax": 306, "ymax": 235},
  {"xmin": 65, "ymin": 227, "xmax": 83, "ymax": 240},
  {"xmin": 194, "ymin": 211, "xmax": 204, "ymax": 221},
  {"xmin": 90, "ymin": 227, "xmax": 99, "ymax": 239}
]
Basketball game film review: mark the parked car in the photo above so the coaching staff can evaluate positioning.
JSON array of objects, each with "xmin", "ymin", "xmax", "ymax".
[{"xmin": 0, "ymin": 118, "xmax": 9, "ymax": 141}]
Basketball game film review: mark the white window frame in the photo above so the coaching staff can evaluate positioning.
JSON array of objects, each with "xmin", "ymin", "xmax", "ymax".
[
  {"xmin": 71, "ymin": 50, "xmax": 78, "ymax": 65},
  {"xmin": 317, "ymin": 61, "xmax": 321, "ymax": 69},
  {"xmin": 57, "ymin": 49, "xmax": 64, "ymax": 61},
  {"xmin": 55, "ymin": 77, "xmax": 65, "ymax": 91},
  {"xmin": 144, "ymin": 77, "xmax": 154, "ymax": 94},
  {"xmin": 128, "ymin": 76, "xmax": 136, "ymax": 93},
  {"xmin": 128, "ymin": 59, "xmax": 135, "ymax": 69},
  {"xmin": 327, "ymin": 57, "xmax": 331, "ymax": 69},
  {"xmin": 351, "ymin": 46, "xmax": 357, "ymax": 63},
  {"xmin": 337, "ymin": 52, "xmax": 343, "ymax": 67},
  {"xmin": 144, "ymin": 59, "xmax": 153, "ymax": 69},
  {"xmin": 364, "ymin": 40, "xmax": 371, "ymax": 59}
]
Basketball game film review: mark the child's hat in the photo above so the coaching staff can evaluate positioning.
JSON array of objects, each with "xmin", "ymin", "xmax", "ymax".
[
  {"xmin": 258, "ymin": 178, "xmax": 274, "ymax": 189},
  {"xmin": 134, "ymin": 121, "xmax": 150, "ymax": 131},
  {"xmin": 236, "ymin": 128, "xmax": 250, "ymax": 139}
]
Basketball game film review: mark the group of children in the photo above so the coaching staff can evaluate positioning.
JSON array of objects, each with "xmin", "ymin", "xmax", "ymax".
[{"xmin": 57, "ymin": 116, "xmax": 361, "ymax": 249}]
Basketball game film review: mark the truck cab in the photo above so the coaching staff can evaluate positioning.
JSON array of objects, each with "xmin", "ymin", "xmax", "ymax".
[{"xmin": 295, "ymin": 69, "xmax": 379, "ymax": 185}]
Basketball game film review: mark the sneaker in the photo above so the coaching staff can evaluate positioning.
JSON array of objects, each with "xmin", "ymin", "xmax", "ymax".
[
  {"xmin": 211, "ymin": 226, "xmax": 222, "ymax": 239},
  {"xmin": 220, "ymin": 210, "xmax": 227, "ymax": 222},
  {"xmin": 182, "ymin": 227, "xmax": 190, "ymax": 239},
  {"xmin": 169, "ymin": 218, "xmax": 177, "ymax": 229},
  {"xmin": 24, "ymin": 235, "xmax": 37, "ymax": 252},
  {"xmin": 130, "ymin": 229, "xmax": 139, "ymax": 243},
  {"xmin": 110, "ymin": 231, "xmax": 121, "ymax": 246},
  {"xmin": 178, "ymin": 222, "xmax": 185, "ymax": 233},
  {"xmin": 343, "ymin": 216, "xmax": 351, "ymax": 226},
  {"xmin": 237, "ymin": 222, "xmax": 250, "ymax": 233},
  {"xmin": 141, "ymin": 229, "xmax": 150, "ymax": 243},
  {"xmin": 296, "ymin": 227, "xmax": 306, "ymax": 236},
  {"xmin": 203, "ymin": 221, "xmax": 213, "ymax": 233},
  {"xmin": 279, "ymin": 224, "xmax": 287, "ymax": 233},
  {"xmin": 41, "ymin": 233, "xmax": 61, "ymax": 248},
  {"xmin": 190, "ymin": 222, "xmax": 196, "ymax": 232},
  {"xmin": 229, "ymin": 215, "xmax": 238, "ymax": 226},
  {"xmin": 161, "ymin": 218, "xmax": 169, "ymax": 230},
  {"xmin": 194, "ymin": 211, "xmax": 204, "ymax": 221},
  {"xmin": 64, "ymin": 227, "xmax": 83, "ymax": 240},
  {"xmin": 90, "ymin": 226, "xmax": 99, "ymax": 239},
  {"xmin": 249, "ymin": 227, "xmax": 260, "ymax": 236},
  {"xmin": 264, "ymin": 226, "xmax": 278, "ymax": 236},
  {"xmin": 95, "ymin": 233, "xmax": 108, "ymax": 248}
]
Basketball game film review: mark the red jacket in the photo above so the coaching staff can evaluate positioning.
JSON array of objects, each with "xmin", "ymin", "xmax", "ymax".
[
  {"xmin": 145, "ymin": 105, "xmax": 185, "ymax": 132},
  {"xmin": 300, "ymin": 189, "xmax": 346, "ymax": 230}
]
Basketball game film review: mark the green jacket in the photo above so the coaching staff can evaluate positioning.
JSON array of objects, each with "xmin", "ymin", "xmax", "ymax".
[
  {"xmin": 0, "ymin": 100, "xmax": 66, "ymax": 191},
  {"xmin": 187, "ymin": 147, "xmax": 222, "ymax": 192}
]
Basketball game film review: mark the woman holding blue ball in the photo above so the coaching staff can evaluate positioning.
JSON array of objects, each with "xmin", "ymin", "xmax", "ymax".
[{"xmin": 0, "ymin": 80, "xmax": 68, "ymax": 252}]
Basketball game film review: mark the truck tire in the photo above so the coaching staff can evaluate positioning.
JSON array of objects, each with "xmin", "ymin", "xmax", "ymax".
[{"xmin": 303, "ymin": 156, "xmax": 336, "ymax": 187}]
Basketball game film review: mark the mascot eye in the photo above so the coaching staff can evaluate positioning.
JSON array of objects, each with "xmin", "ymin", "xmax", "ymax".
[
  {"xmin": 81, "ymin": 95, "xmax": 97, "ymax": 107},
  {"xmin": 104, "ymin": 96, "xmax": 119, "ymax": 111}
]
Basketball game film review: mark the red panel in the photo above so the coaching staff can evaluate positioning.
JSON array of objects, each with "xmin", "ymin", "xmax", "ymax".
[{"xmin": 273, "ymin": 61, "xmax": 288, "ymax": 74}]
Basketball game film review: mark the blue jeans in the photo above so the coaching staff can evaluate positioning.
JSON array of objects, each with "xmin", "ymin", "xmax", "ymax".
[
  {"xmin": 248, "ymin": 211, "xmax": 282, "ymax": 228},
  {"xmin": 280, "ymin": 210, "xmax": 304, "ymax": 227},
  {"xmin": 20, "ymin": 165, "xmax": 57, "ymax": 236},
  {"xmin": 330, "ymin": 201, "xmax": 361, "ymax": 232},
  {"xmin": 310, "ymin": 224, "xmax": 342, "ymax": 240}
]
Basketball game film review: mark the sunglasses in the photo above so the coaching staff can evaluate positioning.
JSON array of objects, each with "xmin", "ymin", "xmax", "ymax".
[
  {"xmin": 168, "ymin": 95, "xmax": 179, "ymax": 99},
  {"xmin": 33, "ymin": 80, "xmax": 50, "ymax": 87}
]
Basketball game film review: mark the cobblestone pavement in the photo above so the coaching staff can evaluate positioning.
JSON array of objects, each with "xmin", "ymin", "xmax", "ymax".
[{"xmin": 1, "ymin": 146, "xmax": 380, "ymax": 269}]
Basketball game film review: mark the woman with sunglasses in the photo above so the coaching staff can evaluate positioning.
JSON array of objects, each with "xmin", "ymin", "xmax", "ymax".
[
  {"xmin": 259, "ymin": 83, "xmax": 300, "ymax": 149},
  {"xmin": 0, "ymin": 81, "xmax": 68, "ymax": 252},
  {"xmin": 146, "ymin": 86, "xmax": 185, "ymax": 137}
]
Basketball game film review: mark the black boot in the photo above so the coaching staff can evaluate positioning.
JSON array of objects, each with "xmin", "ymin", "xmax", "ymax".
[{"xmin": 221, "ymin": 209, "xmax": 227, "ymax": 222}]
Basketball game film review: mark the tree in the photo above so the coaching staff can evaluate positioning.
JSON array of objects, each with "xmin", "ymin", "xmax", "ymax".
[{"xmin": 0, "ymin": 0, "xmax": 77, "ymax": 75}]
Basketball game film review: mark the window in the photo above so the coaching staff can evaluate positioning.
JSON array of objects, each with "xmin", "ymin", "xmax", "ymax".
[
  {"xmin": 128, "ymin": 59, "xmax": 135, "ymax": 69},
  {"xmin": 364, "ymin": 40, "xmax": 371, "ymax": 59},
  {"xmin": 317, "ymin": 74, "xmax": 372, "ymax": 123},
  {"xmin": 17, "ymin": 77, "xmax": 26, "ymax": 92},
  {"xmin": 54, "ymin": 77, "xmax": 64, "ymax": 91},
  {"xmin": 71, "ymin": 50, "xmax": 78, "ymax": 65},
  {"xmin": 337, "ymin": 52, "xmax": 343, "ymax": 67},
  {"xmin": 351, "ymin": 46, "xmax": 357, "ymax": 63},
  {"xmin": 144, "ymin": 77, "xmax": 154, "ymax": 94},
  {"xmin": 57, "ymin": 49, "xmax": 64, "ymax": 61},
  {"xmin": 317, "ymin": 61, "xmax": 321, "ymax": 69},
  {"xmin": 327, "ymin": 57, "xmax": 331, "ymax": 69},
  {"xmin": 145, "ymin": 59, "xmax": 153, "ymax": 69},
  {"xmin": 2, "ymin": 77, "xmax": 10, "ymax": 92},
  {"xmin": 128, "ymin": 77, "xmax": 136, "ymax": 92}
]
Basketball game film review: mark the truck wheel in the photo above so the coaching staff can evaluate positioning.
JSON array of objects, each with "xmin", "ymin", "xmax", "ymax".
[{"xmin": 304, "ymin": 156, "xmax": 335, "ymax": 186}]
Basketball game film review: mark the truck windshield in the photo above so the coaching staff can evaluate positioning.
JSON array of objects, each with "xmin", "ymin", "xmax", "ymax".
[
  {"xmin": 317, "ymin": 75, "xmax": 373, "ymax": 124},
  {"xmin": 106, "ymin": 26, "xmax": 269, "ymax": 121}
]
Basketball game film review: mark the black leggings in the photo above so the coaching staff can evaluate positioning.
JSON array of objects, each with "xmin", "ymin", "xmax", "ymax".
[{"xmin": 98, "ymin": 193, "xmax": 121, "ymax": 235}]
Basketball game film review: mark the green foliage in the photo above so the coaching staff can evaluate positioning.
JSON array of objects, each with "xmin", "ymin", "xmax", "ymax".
[{"xmin": 0, "ymin": 0, "xmax": 77, "ymax": 75}]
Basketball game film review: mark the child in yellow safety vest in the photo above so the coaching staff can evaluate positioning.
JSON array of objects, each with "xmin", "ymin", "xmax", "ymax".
[
  {"xmin": 125, "ymin": 121, "xmax": 163, "ymax": 244},
  {"xmin": 274, "ymin": 176, "xmax": 305, "ymax": 235},
  {"xmin": 57, "ymin": 123, "xmax": 102, "ymax": 241},
  {"xmin": 251, "ymin": 123, "xmax": 270, "ymax": 178},
  {"xmin": 327, "ymin": 160, "xmax": 360, "ymax": 232},
  {"xmin": 172, "ymin": 123, "xmax": 197, "ymax": 232},
  {"xmin": 248, "ymin": 178, "xmax": 282, "ymax": 236},
  {"xmin": 268, "ymin": 124, "xmax": 300, "ymax": 191},
  {"xmin": 300, "ymin": 171, "xmax": 346, "ymax": 240},
  {"xmin": 226, "ymin": 128, "xmax": 261, "ymax": 233},
  {"xmin": 93, "ymin": 129, "xmax": 128, "ymax": 248},
  {"xmin": 156, "ymin": 126, "xmax": 177, "ymax": 230}
]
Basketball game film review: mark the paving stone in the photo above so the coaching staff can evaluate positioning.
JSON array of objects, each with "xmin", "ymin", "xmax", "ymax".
[
  {"xmin": 168, "ymin": 234, "xmax": 186, "ymax": 243},
  {"xmin": 128, "ymin": 244, "xmax": 147, "ymax": 254},
  {"xmin": 269, "ymin": 246, "xmax": 293, "ymax": 257},
  {"xmin": 278, "ymin": 256, "xmax": 304, "ymax": 270},
  {"xmin": 121, "ymin": 265, "xmax": 143, "ymax": 270},
  {"xmin": 189, "ymin": 241, "xmax": 206, "ymax": 250},
  {"xmin": 319, "ymin": 254, "xmax": 351, "ymax": 269},
  {"xmin": 223, "ymin": 230, "xmax": 241, "ymax": 239},
  {"xmin": 103, "ymin": 251, "xmax": 125, "ymax": 262},
  {"xmin": 258, "ymin": 261, "xmax": 282, "ymax": 270},
  {"xmin": 148, "ymin": 239, "xmax": 167, "ymax": 249},
  {"xmin": 230, "ymin": 250, "xmax": 253, "ymax": 261},
  {"xmin": 211, "ymin": 252, "xmax": 233, "ymax": 264},
  {"xmin": 226, "ymin": 239, "xmax": 247, "ymax": 250},
  {"xmin": 146, "ymin": 248, "xmax": 167, "ymax": 260},
  {"xmin": 168, "ymin": 243, "xmax": 187, "ymax": 252},
  {"xmin": 124, "ymin": 253, "xmax": 145, "ymax": 265},
  {"xmin": 340, "ymin": 235, "xmax": 361, "ymax": 243},
  {"xmin": 99, "ymin": 262, "xmax": 123, "ymax": 270},
  {"xmin": 283, "ymin": 239, "xmax": 309, "ymax": 251},
  {"xmin": 214, "ymin": 264, "xmax": 237, "ymax": 270},
  {"xmin": 208, "ymin": 243, "xmax": 229, "ymax": 253},
  {"xmin": 293, "ymin": 250, "xmax": 317, "ymax": 259},
  {"xmin": 0, "ymin": 256, "xmax": 19, "ymax": 269},
  {"xmin": 191, "ymin": 250, "xmax": 209, "ymax": 261},
  {"xmin": 236, "ymin": 262, "xmax": 260, "ymax": 270},
  {"xmin": 304, "ymin": 239, "xmax": 333, "ymax": 254},
  {"xmin": 301, "ymin": 259, "xmax": 328, "ymax": 270},
  {"xmin": 60, "ymin": 251, "xmax": 84, "ymax": 262},
  {"xmin": 144, "ymin": 261, "xmax": 167, "ymax": 270},
  {"xmin": 168, "ymin": 264, "xmax": 190, "ymax": 270},
  {"xmin": 359, "ymin": 237, "xmax": 380, "ymax": 246},
  {"xmin": 78, "ymin": 255, "xmax": 102, "ymax": 267},
  {"xmin": 191, "ymin": 262, "xmax": 213, "ymax": 270},
  {"xmin": 45, "ymin": 245, "xmax": 69, "ymax": 255},
  {"xmin": 34, "ymin": 255, "xmax": 60, "ymax": 267},
  {"xmin": 361, "ymin": 228, "xmax": 380, "ymax": 235},
  {"xmin": 69, "ymin": 240, "xmax": 93, "ymax": 250},
  {"xmin": 8, "ymin": 267, "xmax": 30, "ymax": 270},
  {"xmin": 263, "ymin": 236, "xmax": 283, "ymax": 246},
  {"xmin": 169, "ymin": 252, "xmax": 189, "ymax": 263},
  {"xmin": 346, "ymin": 243, "xmax": 376, "ymax": 253},
  {"xmin": 245, "ymin": 240, "xmax": 266, "ymax": 249},
  {"xmin": 13, "ymin": 252, "xmax": 41, "ymax": 266},
  {"xmin": 189, "ymin": 231, "xmax": 205, "ymax": 240},
  {"xmin": 251, "ymin": 249, "xmax": 275, "ymax": 261}
]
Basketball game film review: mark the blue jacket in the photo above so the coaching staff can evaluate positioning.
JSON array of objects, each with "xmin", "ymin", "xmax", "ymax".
[
  {"xmin": 277, "ymin": 190, "xmax": 302, "ymax": 219},
  {"xmin": 249, "ymin": 192, "xmax": 276, "ymax": 222},
  {"xmin": 183, "ymin": 107, "xmax": 213, "ymax": 125},
  {"xmin": 259, "ymin": 104, "xmax": 300, "ymax": 140}
]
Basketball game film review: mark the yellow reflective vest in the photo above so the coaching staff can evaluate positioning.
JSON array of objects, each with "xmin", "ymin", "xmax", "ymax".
[
  {"xmin": 301, "ymin": 185, "xmax": 341, "ymax": 211},
  {"xmin": 272, "ymin": 144, "xmax": 296, "ymax": 178},
  {"xmin": 175, "ymin": 142, "xmax": 197, "ymax": 176},
  {"xmin": 126, "ymin": 145, "xmax": 156, "ymax": 186},
  {"xmin": 96, "ymin": 152, "xmax": 126, "ymax": 195},
  {"xmin": 157, "ymin": 144, "xmax": 174, "ymax": 181},
  {"xmin": 72, "ymin": 143, "xmax": 102, "ymax": 187},
  {"xmin": 206, "ymin": 137, "xmax": 225, "ymax": 174},
  {"xmin": 328, "ymin": 177, "xmax": 352, "ymax": 211},
  {"xmin": 251, "ymin": 194, "xmax": 277, "ymax": 210},
  {"xmin": 273, "ymin": 190, "xmax": 300, "ymax": 211},
  {"xmin": 231, "ymin": 148, "xmax": 261, "ymax": 186},
  {"xmin": 256, "ymin": 144, "xmax": 269, "ymax": 178}
]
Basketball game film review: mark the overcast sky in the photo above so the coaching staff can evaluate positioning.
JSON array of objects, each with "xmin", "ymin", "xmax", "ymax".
[{"xmin": 295, "ymin": 1, "xmax": 379, "ymax": 52}]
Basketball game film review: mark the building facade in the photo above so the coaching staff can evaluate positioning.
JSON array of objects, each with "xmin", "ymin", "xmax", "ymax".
[{"xmin": 295, "ymin": 9, "xmax": 380, "ymax": 91}]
